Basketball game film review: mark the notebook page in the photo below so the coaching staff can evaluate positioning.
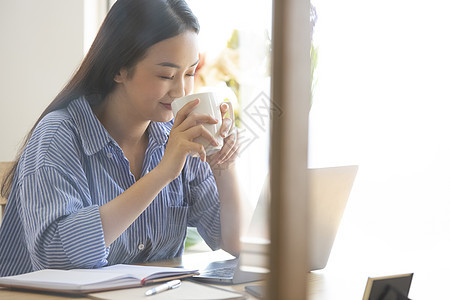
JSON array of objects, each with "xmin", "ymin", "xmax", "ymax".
[{"xmin": 0, "ymin": 269, "xmax": 131, "ymax": 290}]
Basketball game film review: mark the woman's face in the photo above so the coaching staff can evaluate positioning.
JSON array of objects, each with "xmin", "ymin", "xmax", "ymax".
[{"xmin": 113, "ymin": 31, "xmax": 199, "ymax": 123}]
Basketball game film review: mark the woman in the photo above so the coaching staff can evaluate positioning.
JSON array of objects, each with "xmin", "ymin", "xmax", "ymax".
[{"xmin": 0, "ymin": 0, "xmax": 241, "ymax": 276}]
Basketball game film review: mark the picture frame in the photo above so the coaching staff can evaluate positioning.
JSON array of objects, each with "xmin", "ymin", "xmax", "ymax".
[{"xmin": 362, "ymin": 273, "xmax": 413, "ymax": 300}]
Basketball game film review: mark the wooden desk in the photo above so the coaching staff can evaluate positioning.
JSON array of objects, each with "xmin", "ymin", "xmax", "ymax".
[
  {"xmin": 0, "ymin": 269, "xmax": 363, "ymax": 300},
  {"xmin": 307, "ymin": 265, "xmax": 450, "ymax": 300},
  {"xmin": 0, "ymin": 250, "xmax": 263, "ymax": 300},
  {"xmin": 2, "ymin": 249, "xmax": 446, "ymax": 299},
  {"xmin": 134, "ymin": 250, "xmax": 263, "ymax": 300},
  {"xmin": 0, "ymin": 282, "xmax": 261, "ymax": 300}
]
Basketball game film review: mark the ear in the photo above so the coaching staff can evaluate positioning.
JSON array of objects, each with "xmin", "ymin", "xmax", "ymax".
[{"xmin": 114, "ymin": 68, "xmax": 128, "ymax": 84}]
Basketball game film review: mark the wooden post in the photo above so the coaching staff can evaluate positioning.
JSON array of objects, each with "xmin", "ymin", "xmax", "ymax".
[{"xmin": 268, "ymin": 0, "xmax": 311, "ymax": 299}]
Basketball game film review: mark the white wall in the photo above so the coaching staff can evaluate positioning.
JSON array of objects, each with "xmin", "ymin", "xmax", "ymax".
[{"xmin": 0, "ymin": 0, "xmax": 85, "ymax": 161}]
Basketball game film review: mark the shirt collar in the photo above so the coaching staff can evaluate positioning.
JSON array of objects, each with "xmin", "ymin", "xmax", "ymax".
[
  {"xmin": 67, "ymin": 96, "xmax": 112, "ymax": 156},
  {"xmin": 67, "ymin": 96, "xmax": 173, "ymax": 154},
  {"xmin": 148, "ymin": 120, "xmax": 173, "ymax": 145}
]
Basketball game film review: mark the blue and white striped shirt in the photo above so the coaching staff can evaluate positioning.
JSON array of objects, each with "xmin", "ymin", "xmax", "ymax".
[{"xmin": 0, "ymin": 97, "xmax": 221, "ymax": 276}]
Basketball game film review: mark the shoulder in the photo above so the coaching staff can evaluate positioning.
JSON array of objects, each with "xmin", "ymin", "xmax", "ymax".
[
  {"xmin": 32, "ymin": 108, "xmax": 78, "ymax": 148},
  {"xmin": 22, "ymin": 106, "xmax": 83, "ymax": 172},
  {"xmin": 35, "ymin": 107, "xmax": 79, "ymax": 147}
]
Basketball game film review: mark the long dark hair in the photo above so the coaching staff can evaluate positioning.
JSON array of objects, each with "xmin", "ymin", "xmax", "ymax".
[{"xmin": 1, "ymin": 0, "xmax": 200, "ymax": 198}]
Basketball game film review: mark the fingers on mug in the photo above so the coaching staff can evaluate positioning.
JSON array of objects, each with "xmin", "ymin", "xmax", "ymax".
[{"xmin": 221, "ymin": 101, "xmax": 235, "ymax": 138}]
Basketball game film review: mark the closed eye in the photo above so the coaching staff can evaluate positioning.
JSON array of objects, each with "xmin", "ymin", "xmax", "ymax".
[
  {"xmin": 159, "ymin": 73, "xmax": 195, "ymax": 80},
  {"xmin": 159, "ymin": 75, "xmax": 175, "ymax": 80}
]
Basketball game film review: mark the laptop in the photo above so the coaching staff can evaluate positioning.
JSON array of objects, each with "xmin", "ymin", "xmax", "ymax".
[
  {"xmin": 192, "ymin": 165, "xmax": 358, "ymax": 285},
  {"xmin": 307, "ymin": 165, "xmax": 358, "ymax": 271},
  {"xmin": 191, "ymin": 257, "xmax": 265, "ymax": 285}
]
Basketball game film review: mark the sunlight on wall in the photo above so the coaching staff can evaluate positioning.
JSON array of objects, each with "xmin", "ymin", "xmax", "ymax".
[{"xmin": 310, "ymin": 0, "xmax": 450, "ymax": 273}]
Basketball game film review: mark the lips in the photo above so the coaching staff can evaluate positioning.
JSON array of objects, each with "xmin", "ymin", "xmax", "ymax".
[{"xmin": 161, "ymin": 103, "xmax": 172, "ymax": 110}]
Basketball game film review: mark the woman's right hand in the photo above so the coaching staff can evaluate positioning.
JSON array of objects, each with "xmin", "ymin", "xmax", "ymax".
[{"xmin": 157, "ymin": 99, "xmax": 219, "ymax": 181}]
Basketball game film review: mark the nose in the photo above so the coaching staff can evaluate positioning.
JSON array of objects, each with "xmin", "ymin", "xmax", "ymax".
[{"xmin": 168, "ymin": 78, "xmax": 185, "ymax": 99}]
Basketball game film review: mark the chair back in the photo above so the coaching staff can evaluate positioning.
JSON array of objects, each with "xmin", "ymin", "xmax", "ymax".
[{"xmin": 0, "ymin": 162, "xmax": 13, "ymax": 222}]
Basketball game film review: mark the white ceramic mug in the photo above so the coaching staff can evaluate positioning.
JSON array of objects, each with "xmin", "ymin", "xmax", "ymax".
[{"xmin": 171, "ymin": 91, "xmax": 235, "ymax": 157}]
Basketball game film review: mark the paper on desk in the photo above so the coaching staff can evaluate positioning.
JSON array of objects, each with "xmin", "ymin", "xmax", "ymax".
[{"xmin": 88, "ymin": 280, "xmax": 246, "ymax": 300}]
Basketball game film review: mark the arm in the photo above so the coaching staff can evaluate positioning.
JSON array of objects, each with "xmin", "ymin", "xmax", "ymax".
[
  {"xmin": 99, "ymin": 99, "xmax": 219, "ymax": 247},
  {"xmin": 21, "ymin": 166, "xmax": 109, "ymax": 270},
  {"xmin": 22, "ymin": 162, "xmax": 172, "ymax": 268},
  {"xmin": 23, "ymin": 99, "xmax": 219, "ymax": 269},
  {"xmin": 98, "ymin": 163, "xmax": 172, "ymax": 247},
  {"xmin": 207, "ymin": 103, "xmax": 248, "ymax": 256},
  {"xmin": 211, "ymin": 163, "xmax": 242, "ymax": 256}
]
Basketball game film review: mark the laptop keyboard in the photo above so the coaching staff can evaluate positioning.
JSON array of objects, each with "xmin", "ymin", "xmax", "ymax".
[
  {"xmin": 193, "ymin": 257, "xmax": 265, "ymax": 284},
  {"xmin": 200, "ymin": 266, "xmax": 235, "ymax": 278},
  {"xmin": 197, "ymin": 258, "xmax": 239, "ymax": 278}
]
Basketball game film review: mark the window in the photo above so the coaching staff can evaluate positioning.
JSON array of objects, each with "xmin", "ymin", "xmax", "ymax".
[
  {"xmin": 187, "ymin": 0, "xmax": 273, "ymax": 212},
  {"xmin": 310, "ymin": 0, "xmax": 450, "ymax": 272}
]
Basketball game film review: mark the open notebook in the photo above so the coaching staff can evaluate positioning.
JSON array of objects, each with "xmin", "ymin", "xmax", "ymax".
[{"xmin": 0, "ymin": 264, "xmax": 199, "ymax": 294}]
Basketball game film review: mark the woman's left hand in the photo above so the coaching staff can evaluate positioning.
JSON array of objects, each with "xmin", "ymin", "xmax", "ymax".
[{"xmin": 206, "ymin": 103, "xmax": 240, "ymax": 170}]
